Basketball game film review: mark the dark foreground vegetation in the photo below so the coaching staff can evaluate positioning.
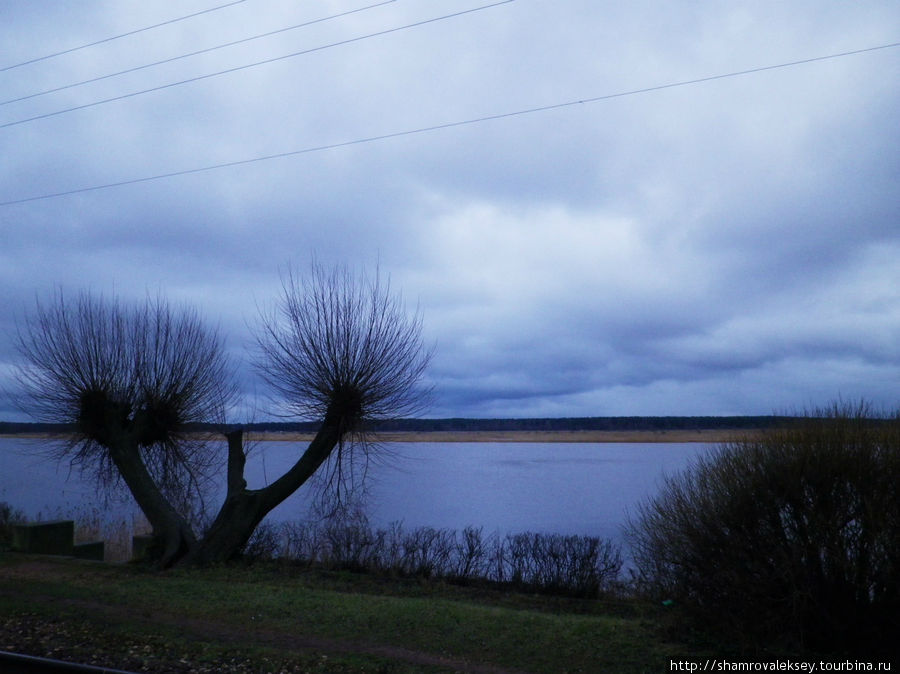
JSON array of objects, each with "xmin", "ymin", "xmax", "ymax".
[
  {"xmin": 0, "ymin": 552, "xmax": 689, "ymax": 673},
  {"xmin": 243, "ymin": 517, "xmax": 623, "ymax": 599},
  {"xmin": 628, "ymin": 401, "xmax": 900, "ymax": 660}
]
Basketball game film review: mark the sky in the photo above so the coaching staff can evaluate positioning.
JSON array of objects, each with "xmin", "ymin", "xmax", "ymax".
[{"xmin": 1, "ymin": 0, "xmax": 898, "ymax": 421}]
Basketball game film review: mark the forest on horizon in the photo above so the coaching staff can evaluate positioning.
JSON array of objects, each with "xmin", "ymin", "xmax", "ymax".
[{"xmin": 0, "ymin": 416, "xmax": 787, "ymax": 436}]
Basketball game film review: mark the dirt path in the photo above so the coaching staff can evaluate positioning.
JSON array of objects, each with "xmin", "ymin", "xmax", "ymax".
[{"xmin": 0, "ymin": 562, "xmax": 528, "ymax": 674}]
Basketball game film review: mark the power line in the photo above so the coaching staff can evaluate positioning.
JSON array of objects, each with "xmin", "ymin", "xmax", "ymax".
[
  {"xmin": 1, "ymin": 0, "xmax": 250, "ymax": 73},
  {"xmin": 0, "ymin": 1, "xmax": 398, "ymax": 108},
  {"xmin": 0, "ymin": 0, "xmax": 515, "ymax": 131},
  {"xmin": 1, "ymin": 40, "xmax": 897, "ymax": 208}
]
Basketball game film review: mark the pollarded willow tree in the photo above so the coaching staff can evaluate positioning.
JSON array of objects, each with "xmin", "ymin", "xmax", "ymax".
[
  {"xmin": 192, "ymin": 263, "xmax": 432, "ymax": 566},
  {"xmin": 15, "ymin": 263, "xmax": 431, "ymax": 568},
  {"xmin": 15, "ymin": 292, "xmax": 234, "ymax": 567}
]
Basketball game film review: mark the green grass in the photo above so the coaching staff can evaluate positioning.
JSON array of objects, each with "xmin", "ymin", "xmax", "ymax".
[{"xmin": 0, "ymin": 552, "xmax": 691, "ymax": 672}]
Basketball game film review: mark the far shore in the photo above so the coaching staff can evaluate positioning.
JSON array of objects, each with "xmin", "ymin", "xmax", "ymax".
[
  {"xmin": 0, "ymin": 429, "xmax": 757, "ymax": 443},
  {"xmin": 248, "ymin": 429, "xmax": 758, "ymax": 443}
]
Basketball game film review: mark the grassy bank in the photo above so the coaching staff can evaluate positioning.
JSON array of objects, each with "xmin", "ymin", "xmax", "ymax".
[{"xmin": 0, "ymin": 553, "xmax": 695, "ymax": 673}]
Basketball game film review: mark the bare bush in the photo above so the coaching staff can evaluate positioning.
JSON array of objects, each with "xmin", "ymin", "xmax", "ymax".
[
  {"xmin": 398, "ymin": 526, "xmax": 456, "ymax": 578},
  {"xmin": 0, "ymin": 501, "xmax": 26, "ymax": 547},
  {"xmin": 261, "ymin": 516, "xmax": 622, "ymax": 597},
  {"xmin": 626, "ymin": 402, "xmax": 900, "ymax": 657},
  {"xmin": 499, "ymin": 532, "xmax": 621, "ymax": 596},
  {"xmin": 241, "ymin": 520, "xmax": 282, "ymax": 562},
  {"xmin": 278, "ymin": 521, "xmax": 321, "ymax": 565},
  {"xmin": 453, "ymin": 526, "xmax": 490, "ymax": 579}
]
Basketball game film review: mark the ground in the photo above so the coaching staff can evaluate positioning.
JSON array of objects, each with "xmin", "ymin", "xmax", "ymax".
[{"xmin": 0, "ymin": 553, "xmax": 688, "ymax": 673}]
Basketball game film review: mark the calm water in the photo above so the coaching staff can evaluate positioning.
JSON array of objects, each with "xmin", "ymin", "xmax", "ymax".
[{"xmin": 0, "ymin": 438, "xmax": 716, "ymax": 543}]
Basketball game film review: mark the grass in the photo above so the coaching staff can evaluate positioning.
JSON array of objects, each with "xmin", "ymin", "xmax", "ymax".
[{"xmin": 0, "ymin": 552, "xmax": 694, "ymax": 673}]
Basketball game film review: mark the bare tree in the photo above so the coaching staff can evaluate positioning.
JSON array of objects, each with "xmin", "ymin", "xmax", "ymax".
[
  {"xmin": 15, "ymin": 291, "xmax": 234, "ymax": 567},
  {"xmin": 15, "ymin": 264, "xmax": 431, "ymax": 567},
  {"xmin": 190, "ymin": 262, "xmax": 432, "ymax": 565}
]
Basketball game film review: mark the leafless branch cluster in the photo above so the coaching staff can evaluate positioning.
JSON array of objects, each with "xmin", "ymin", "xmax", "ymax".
[
  {"xmin": 254, "ymin": 262, "xmax": 433, "ymax": 431},
  {"xmin": 252, "ymin": 263, "xmax": 431, "ymax": 507},
  {"xmin": 15, "ymin": 291, "xmax": 234, "ymax": 490}
]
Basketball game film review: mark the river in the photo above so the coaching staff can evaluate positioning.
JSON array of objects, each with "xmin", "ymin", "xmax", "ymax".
[{"xmin": 1, "ymin": 437, "xmax": 716, "ymax": 546}]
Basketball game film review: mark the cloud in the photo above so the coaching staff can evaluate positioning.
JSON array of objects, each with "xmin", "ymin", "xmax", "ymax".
[{"xmin": 1, "ymin": 1, "xmax": 898, "ymax": 420}]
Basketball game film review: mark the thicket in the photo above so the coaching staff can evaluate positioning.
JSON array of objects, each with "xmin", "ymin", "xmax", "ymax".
[
  {"xmin": 243, "ymin": 514, "xmax": 623, "ymax": 598},
  {"xmin": 626, "ymin": 402, "xmax": 900, "ymax": 657},
  {"xmin": 0, "ymin": 501, "xmax": 26, "ymax": 548}
]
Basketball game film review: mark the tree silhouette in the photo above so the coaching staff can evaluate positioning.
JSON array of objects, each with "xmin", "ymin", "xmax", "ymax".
[
  {"xmin": 15, "ymin": 263, "xmax": 431, "ymax": 567},
  {"xmin": 191, "ymin": 263, "xmax": 432, "ymax": 566},
  {"xmin": 15, "ymin": 292, "xmax": 233, "ymax": 566}
]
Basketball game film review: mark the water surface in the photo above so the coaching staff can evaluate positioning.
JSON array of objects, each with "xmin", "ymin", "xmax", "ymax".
[{"xmin": 0, "ymin": 438, "xmax": 715, "ymax": 543}]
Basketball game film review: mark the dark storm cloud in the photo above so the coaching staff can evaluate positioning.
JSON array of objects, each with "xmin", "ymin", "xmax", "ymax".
[{"xmin": 1, "ymin": 1, "xmax": 898, "ymax": 420}]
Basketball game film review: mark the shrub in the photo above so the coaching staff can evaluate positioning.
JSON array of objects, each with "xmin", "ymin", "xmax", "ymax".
[
  {"xmin": 501, "ymin": 532, "xmax": 622, "ymax": 597},
  {"xmin": 396, "ymin": 526, "xmax": 456, "ymax": 578},
  {"xmin": 452, "ymin": 526, "xmax": 490, "ymax": 580},
  {"xmin": 241, "ymin": 520, "xmax": 281, "ymax": 562},
  {"xmin": 627, "ymin": 402, "xmax": 900, "ymax": 656},
  {"xmin": 259, "ymin": 517, "xmax": 622, "ymax": 597},
  {"xmin": 0, "ymin": 502, "xmax": 27, "ymax": 547}
]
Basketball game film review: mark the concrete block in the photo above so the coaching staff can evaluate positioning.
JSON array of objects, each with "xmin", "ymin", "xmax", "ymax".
[
  {"xmin": 11, "ymin": 520, "xmax": 74, "ymax": 555},
  {"xmin": 73, "ymin": 540, "xmax": 105, "ymax": 561},
  {"xmin": 132, "ymin": 534, "xmax": 154, "ymax": 560}
]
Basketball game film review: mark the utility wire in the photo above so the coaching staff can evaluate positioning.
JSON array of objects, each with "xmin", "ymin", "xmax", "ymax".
[
  {"xmin": 0, "ymin": 1, "xmax": 397, "ymax": 108},
  {"xmin": 1, "ymin": 40, "xmax": 897, "ymax": 208},
  {"xmin": 1, "ymin": 0, "xmax": 250, "ymax": 73},
  {"xmin": 0, "ymin": 0, "xmax": 515, "ymax": 130}
]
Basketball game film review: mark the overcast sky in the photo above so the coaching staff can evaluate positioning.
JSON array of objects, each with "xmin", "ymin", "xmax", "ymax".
[{"xmin": 1, "ymin": 0, "xmax": 898, "ymax": 421}]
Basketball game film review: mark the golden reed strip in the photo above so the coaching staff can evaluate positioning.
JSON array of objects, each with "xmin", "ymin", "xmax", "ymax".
[
  {"xmin": 242, "ymin": 429, "xmax": 761, "ymax": 443},
  {"xmin": 1, "ymin": 430, "xmax": 762, "ymax": 443}
]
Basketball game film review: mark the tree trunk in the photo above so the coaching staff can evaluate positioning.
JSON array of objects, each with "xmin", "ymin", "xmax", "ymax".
[
  {"xmin": 179, "ymin": 419, "xmax": 342, "ymax": 567},
  {"xmin": 107, "ymin": 409, "xmax": 344, "ymax": 568},
  {"xmin": 106, "ymin": 433, "xmax": 197, "ymax": 568}
]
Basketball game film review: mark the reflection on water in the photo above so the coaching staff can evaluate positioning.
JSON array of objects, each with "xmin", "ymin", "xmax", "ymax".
[
  {"xmin": 496, "ymin": 457, "xmax": 626, "ymax": 466},
  {"xmin": 0, "ymin": 438, "xmax": 715, "ymax": 543}
]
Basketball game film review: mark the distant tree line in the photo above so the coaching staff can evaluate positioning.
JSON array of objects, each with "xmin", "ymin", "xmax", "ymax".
[
  {"xmin": 1, "ymin": 415, "xmax": 789, "ymax": 436},
  {"xmin": 366, "ymin": 416, "xmax": 790, "ymax": 432}
]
